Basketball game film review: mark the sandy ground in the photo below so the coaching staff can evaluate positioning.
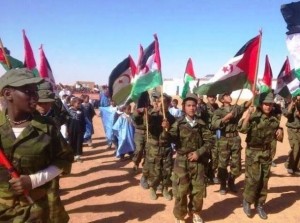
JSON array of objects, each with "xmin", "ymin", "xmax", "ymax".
[{"xmin": 60, "ymin": 110, "xmax": 300, "ymax": 223}]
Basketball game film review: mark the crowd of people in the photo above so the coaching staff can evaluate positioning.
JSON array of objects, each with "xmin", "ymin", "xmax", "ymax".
[{"xmin": 99, "ymin": 88, "xmax": 299, "ymax": 223}]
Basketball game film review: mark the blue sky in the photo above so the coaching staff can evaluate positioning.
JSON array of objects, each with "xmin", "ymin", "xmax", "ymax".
[{"xmin": 0, "ymin": 0, "xmax": 292, "ymax": 85}]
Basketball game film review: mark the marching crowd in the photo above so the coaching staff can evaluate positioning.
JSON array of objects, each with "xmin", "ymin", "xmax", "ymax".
[{"xmin": 99, "ymin": 87, "xmax": 299, "ymax": 223}]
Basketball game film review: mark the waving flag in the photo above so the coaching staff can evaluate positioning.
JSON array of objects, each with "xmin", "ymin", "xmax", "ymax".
[
  {"xmin": 130, "ymin": 34, "xmax": 162, "ymax": 102},
  {"xmin": 108, "ymin": 55, "xmax": 136, "ymax": 105},
  {"xmin": 281, "ymin": 2, "xmax": 300, "ymax": 97},
  {"xmin": 259, "ymin": 55, "xmax": 273, "ymax": 93},
  {"xmin": 181, "ymin": 58, "xmax": 196, "ymax": 99},
  {"xmin": 23, "ymin": 30, "xmax": 39, "ymax": 77},
  {"xmin": 194, "ymin": 33, "xmax": 261, "ymax": 95},
  {"xmin": 39, "ymin": 45, "xmax": 56, "ymax": 90},
  {"xmin": 0, "ymin": 42, "xmax": 24, "ymax": 70},
  {"xmin": 275, "ymin": 57, "xmax": 292, "ymax": 97}
]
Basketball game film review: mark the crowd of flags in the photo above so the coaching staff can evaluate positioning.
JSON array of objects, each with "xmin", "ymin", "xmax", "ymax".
[
  {"xmin": 0, "ymin": 30, "xmax": 55, "ymax": 88},
  {"xmin": 108, "ymin": 30, "xmax": 300, "ymax": 105}
]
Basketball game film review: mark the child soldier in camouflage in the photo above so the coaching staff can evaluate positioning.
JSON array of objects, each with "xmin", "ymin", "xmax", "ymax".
[
  {"xmin": 162, "ymin": 93, "xmax": 213, "ymax": 223},
  {"xmin": 238, "ymin": 92, "xmax": 283, "ymax": 220},
  {"xmin": 0, "ymin": 68, "xmax": 73, "ymax": 222},
  {"xmin": 211, "ymin": 92, "xmax": 252, "ymax": 195},
  {"xmin": 144, "ymin": 93, "xmax": 176, "ymax": 201}
]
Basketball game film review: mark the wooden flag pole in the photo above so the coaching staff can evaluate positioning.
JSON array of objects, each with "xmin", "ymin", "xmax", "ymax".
[
  {"xmin": 252, "ymin": 30, "xmax": 263, "ymax": 105},
  {"xmin": 160, "ymin": 86, "xmax": 166, "ymax": 119},
  {"xmin": 0, "ymin": 38, "xmax": 11, "ymax": 69},
  {"xmin": 234, "ymin": 88, "xmax": 244, "ymax": 105}
]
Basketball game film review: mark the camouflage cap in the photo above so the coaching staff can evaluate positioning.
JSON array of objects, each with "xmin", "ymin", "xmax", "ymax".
[
  {"xmin": 38, "ymin": 80, "xmax": 53, "ymax": 91},
  {"xmin": 218, "ymin": 92, "xmax": 232, "ymax": 102},
  {"xmin": 0, "ymin": 68, "xmax": 43, "ymax": 92},
  {"xmin": 259, "ymin": 91, "xmax": 274, "ymax": 104},
  {"xmin": 183, "ymin": 92, "xmax": 198, "ymax": 104},
  {"xmin": 38, "ymin": 90, "xmax": 55, "ymax": 103}
]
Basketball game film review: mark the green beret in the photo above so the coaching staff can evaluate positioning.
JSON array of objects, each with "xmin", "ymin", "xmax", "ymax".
[
  {"xmin": 0, "ymin": 68, "xmax": 43, "ymax": 92},
  {"xmin": 259, "ymin": 92, "xmax": 274, "ymax": 104},
  {"xmin": 38, "ymin": 90, "xmax": 55, "ymax": 103}
]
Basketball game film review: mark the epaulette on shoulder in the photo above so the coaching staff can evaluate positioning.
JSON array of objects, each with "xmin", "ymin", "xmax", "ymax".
[{"xmin": 196, "ymin": 117, "xmax": 206, "ymax": 126}]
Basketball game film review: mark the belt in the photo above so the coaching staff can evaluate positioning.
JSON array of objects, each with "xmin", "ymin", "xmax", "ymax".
[
  {"xmin": 289, "ymin": 128, "xmax": 300, "ymax": 132},
  {"xmin": 148, "ymin": 139, "xmax": 168, "ymax": 147},
  {"xmin": 248, "ymin": 144, "xmax": 270, "ymax": 151},
  {"xmin": 135, "ymin": 129, "xmax": 146, "ymax": 134},
  {"xmin": 221, "ymin": 131, "xmax": 239, "ymax": 138}
]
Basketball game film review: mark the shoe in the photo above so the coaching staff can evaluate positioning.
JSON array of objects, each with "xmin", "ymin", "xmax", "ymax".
[
  {"xmin": 219, "ymin": 181, "xmax": 227, "ymax": 195},
  {"xmin": 256, "ymin": 204, "xmax": 268, "ymax": 220},
  {"xmin": 287, "ymin": 169, "xmax": 294, "ymax": 174},
  {"xmin": 140, "ymin": 175, "xmax": 149, "ymax": 189},
  {"xmin": 162, "ymin": 187, "xmax": 172, "ymax": 201},
  {"xmin": 149, "ymin": 187, "xmax": 157, "ymax": 200},
  {"xmin": 243, "ymin": 199, "xmax": 251, "ymax": 217},
  {"xmin": 228, "ymin": 174, "xmax": 237, "ymax": 193},
  {"xmin": 132, "ymin": 164, "xmax": 138, "ymax": 173},
  {"xmin": 192, "ymin": 213, "xmax": 203, "ymax": 223},
  {"xmin": 175, "ymin": 219, "xmax": 185, "ymax": 223},
  {"xmin": 271, "ymin": 162, "xmax": 277, "ymax": 167},
  {"xmin": 294, "ymin": 171, "xmax": 300, "ymax": 176},
  {"xmin": 213, "ymin": 177, "xmax": 220, "ymax": 184},
  {"xmin": 157, "ymin": 184, "xmax": 163, "ymax": 192}
]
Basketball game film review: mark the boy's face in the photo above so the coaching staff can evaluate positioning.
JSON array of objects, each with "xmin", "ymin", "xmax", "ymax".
[
  {"xmin": 183, "ymin": 100, "xmax": 197, "ymax": 116},
  {"xmin": 207, "ymin": 96, "xmax": 216, "ymax": 104},
  {"xmin": 222, "ymin": 94, "xmax": 232, "ymax": 104},
  {"xmin": 171, "ymin": 100, "xmax": 178, "ymax": 107},
  {"xmin": 74, "ymin": 101, "xmax": 82, "ymax": 109},
  {"xmin": 36, "ymin": 102, "xmax": 53, "ymax": 115}
]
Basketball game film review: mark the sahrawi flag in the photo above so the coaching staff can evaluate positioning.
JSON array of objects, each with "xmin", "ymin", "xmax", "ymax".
[
  {"xmin": 274, "ymin": 57, "xmax": 292, "ymax": 98},
  {"xmin": 194, "ymin": 33, "xmax": 261, "ymax": 95},
  {"xmin": 23, "ymin": 30, "xmax": 39, "ymax": 77},
  {"xmin": 259, "ymin": 54, "xmax": 273, "ymax": 93},
  {"xmin": 39, "ymin": 45, "xmax": 56, "ymax": 90},
  {"xmin": 280, "ymin": 2, "xmax": 300, "ymax": 97},
  {"xmin": 108, "ymin": 55, "xmax": 136, "ymax": 105},
  {"xmin": 130, "ymin": 34, "xmax": 162, "ymax": 102},
  {"xmin": 0, "ymin": 45, "xmax": 24, "ymax": 70},
  {"xmin": 181, "ymin": 58, "xmax": 196, "ymax": 99}
]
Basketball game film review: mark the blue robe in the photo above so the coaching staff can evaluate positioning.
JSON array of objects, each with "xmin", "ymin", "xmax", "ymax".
[
  {"xmin": 112, "ymin": 113, "xmax": 135, "ymax": 158},
  {"xmin": 99, "ymin": 106, "xmax": 117, "ymax": 146}
]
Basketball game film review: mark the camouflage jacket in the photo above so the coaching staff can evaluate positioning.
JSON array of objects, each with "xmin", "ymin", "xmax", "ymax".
[
  {"xmin": 166, "ymin": 115, "xmax": 213, "ymax": 158},
  {"xmin": 211, "ymin": 103, "xmax": 247, "ymax": 133},
  {"xmin": 283, "ymin": 106, "xmax": 300, "ymax": 129},
  {"xmin": 238, "ymin": 110, "xmax": 280, "ymax": 147},
  {"xmin": 0, "ymin": 110, "xmax": 73, "ymax": 220}
]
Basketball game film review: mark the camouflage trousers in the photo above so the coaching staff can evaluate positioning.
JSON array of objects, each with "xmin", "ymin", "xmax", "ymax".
[
  {"xmin": 285, "ymin": 128, "xmax": 300, "ymax": 171},
  {"xmin": 132, "ymin": 132, "xmax": 146, "ymax": 166},
  {"xmin": 217, "ymin": 136, "xmax": 242, "ymax": 181},
  {"xmin": 205, "ymin": 136, "xmax": 218, "ymax": 180},
  {"xmin": 243, "ymin": 147, "xmax": 272, "ymax": 204},
  {"xmin": 172, "ymin": 154, "xmax": 206, "ymax": 220},
  {"xmin": 143, "ymin": 145, "xmax": 173, "ymax": 189}
]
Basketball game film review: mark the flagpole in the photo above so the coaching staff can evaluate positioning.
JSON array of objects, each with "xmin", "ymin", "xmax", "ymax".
[
  {"xmin": 252, "ymin": 30, "xmax": 263, "ymax": 105},
  {"xmin": 0, "ymin": 38, "xmax": 11, "ymax": 69},
  {"xmin": 234, "ymin": 88, "xmax": 244, "ymax": 105}
]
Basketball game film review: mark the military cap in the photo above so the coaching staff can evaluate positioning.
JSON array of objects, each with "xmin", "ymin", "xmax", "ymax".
[
  {"xmin": 198, "ymin": 95, "xmax": 204, "ymax": 100},
  {"xmin": 218, "ymin": 92, "xmax": 232, "ymax": 102},
  {"xmin": 259, "ymin": 91, "xmax": 274, "ymax": 104},
  {"xmin": 183, "ymin": 92, "xmax": 198, "ymax": 104},
  {"xmin": 0, "ymin": 68, "xmax": 43, "ymax": 92},
  {"xmin": 38, "ymin": 80, "xmax": 53, "ymax": 91},
  {"xmin": 281, "ymin": 1, "xmax": 300, "ymax": 35},
  {"xmin": 151, "ymin": 91, "xmax": 160, "ymax": 98}
]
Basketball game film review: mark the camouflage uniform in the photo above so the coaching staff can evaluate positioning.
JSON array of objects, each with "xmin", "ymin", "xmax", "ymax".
[
  {"xmin": 211, "ymin": 103, "xmax": 247, "ymax": 191},
  {"xmin": 0, "ymin": 112, "xmax": 73, "ymax": 223},
  {"xmin": 167, "ymin": 115, "xmax": 213, "ymax": 219},
  {"xmin": 205, "ymin": 102, "xmax": 219, "ymax": 182},
  {"xmin": 283, "ymin": 105, "xmax": 300, "ymax": 172},
  {"xmin": 238, "ymin": 109, "xmax": 280, "ymax": 205},
  {"xmin": 143, "ymin": 108, "xmax": 175, "ymax": 191},
  {"xmin": 131, "ymin": 110, "xmax": 147, "ymax": 168}
]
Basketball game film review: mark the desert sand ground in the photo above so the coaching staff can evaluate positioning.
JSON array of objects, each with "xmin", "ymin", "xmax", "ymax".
[{"xmin": 60, "ymin": 108, "xmax": 300, "ymax": 223}]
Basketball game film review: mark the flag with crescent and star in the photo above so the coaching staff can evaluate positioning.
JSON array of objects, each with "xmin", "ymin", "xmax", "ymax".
[
  {"xmin": 0, "ymin": 47, "xmax": 24, "ymax": 70},
  {"xmin": 181, "ymin": 58, "xmax": 196, "ymax": 99},
  {"xmin": 108, "ymin": 55, "xmax": 136, "ymax": 105},
  {"xmin": 274, "ymin": 57, "xmax": 292, "ymax": 97},
  {"xmin": 129, "ymin": 34, "xmax": 163, "ymax": 102},
  {"xmin": 194, "ymin": 34, "xmax": 261, "ymax": 95},
  {"xmin": 259, "ymin": 54, "xmax": 273, "ymax": 93}
]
